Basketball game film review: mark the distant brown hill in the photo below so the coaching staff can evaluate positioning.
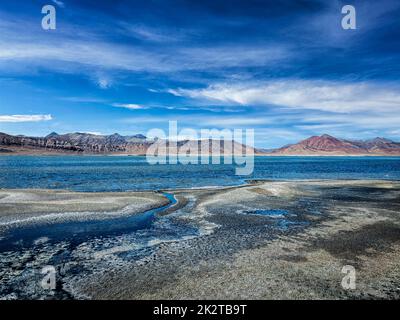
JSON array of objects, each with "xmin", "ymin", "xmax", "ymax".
[{"xmin": 269, "ymin": 134, "xmax": 400, "ymax": 156}]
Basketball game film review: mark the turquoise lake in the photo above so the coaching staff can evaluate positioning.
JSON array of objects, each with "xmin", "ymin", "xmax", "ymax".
[{"xmin": 0, "ymin": 156, "xmax": 399, "ymax": 191}]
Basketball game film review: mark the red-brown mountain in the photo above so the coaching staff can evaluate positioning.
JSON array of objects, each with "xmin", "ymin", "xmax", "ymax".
[{"xmin": 270, "ymin": 134, "xmax": 400, "ymax": 155}]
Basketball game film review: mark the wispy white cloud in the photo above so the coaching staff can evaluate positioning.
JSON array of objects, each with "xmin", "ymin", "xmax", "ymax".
[
  {"xmin": 0, "ymin": 9, "xmax": 291, "ymax": 78},
  {"xmin": 179, "ymin": 46, "xmax": 289, "ymax": 69},
  {"xmin": 121, "ymin": 114, "xmax": 270, "ymax": 127},
  {"xmin": 169, "ymin": 80, "xmax": 400, "ymax": 113},
  {"xmin": 0, "ymin": 114, "xmax": 52, "ymax": 122},
  {"xmin": 118, "ymin": 23, "xmax": 187, "ymax": 43},
  {"xmin": 301, "ymin": 112, "xmax": 400, "ymax": 130},
  {"xmin": 0, "ymin": 39, "xmax": 172, "ymax": 74},
  {"xmin": 0, "ymin": 10, "xmax": 291, "ymax": 91},
  {"xmin": 112, "ymin": 103, "xmax": 148, "ymax": 110},
  {"xmin": 111, "ymin": 103, "xmax": 243, "ymax": 113},
  {"xmin": 60, "ymin": 97, "xmax": 108, "ymax": 103},
  {"xmin": 285, "ymin": 111, "xmax": 400, "ymax": 141},
  {"xmin": 202, "ymin": 117, "xmax": 270, "ymax": 126},
  {"xmin": 0, "ymin": 40, "xmax": 289, "ymax": 75},
  {"xmin": 51, "ymin": 0, "xmax": 65, "ymax": 8}
]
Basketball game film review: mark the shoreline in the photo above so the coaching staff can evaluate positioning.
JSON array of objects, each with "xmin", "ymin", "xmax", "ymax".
[
  {"xmin": 1, "ymin": 145, "xmax": 400, "ymax": 158},
  {"xmin": 2, "ymin": 152, "xmax": 400, "ymax": 157},
  {"xmin": 0, "ymin": 179, "xmax": 400, "ymax": 299},
  {"xmin": 1, "ymin": 177, "xmax": 400, "ymax": 194}
]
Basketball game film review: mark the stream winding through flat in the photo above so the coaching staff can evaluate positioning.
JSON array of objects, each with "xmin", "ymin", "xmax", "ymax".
[{"xmin": 0, "ymin": 192, "xmax": 188, "ymax": 253}]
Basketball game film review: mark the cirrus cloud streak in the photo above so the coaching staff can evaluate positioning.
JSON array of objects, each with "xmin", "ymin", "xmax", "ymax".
[
  {"xmin": 0, "ymin": 114, "xmax": 53, "ymax": 123},
  {"xmin": 169, "ymin": 80, "xmax": 400, "ymax": 113}
]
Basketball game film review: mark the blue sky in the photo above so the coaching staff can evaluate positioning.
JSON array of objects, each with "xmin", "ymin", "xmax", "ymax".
[{"xmin": 0, "ymin": 0, "xmax": 400, "ymax": 148}]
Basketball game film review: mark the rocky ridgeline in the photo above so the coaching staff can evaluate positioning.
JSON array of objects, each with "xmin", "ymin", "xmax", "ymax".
[
  {"xmin": 0, "ymin": 132, "xmax": 152, "ymax": 154},
  {"xmin": 0, "ymin": 132, "xmax": 253, "ymax": 155}
]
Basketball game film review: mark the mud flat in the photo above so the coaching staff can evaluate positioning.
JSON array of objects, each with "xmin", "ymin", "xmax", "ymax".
[
  {"xmin": 1, "ymin": 180, "xmax": 400, "ymax": 300},
  {"xmin": 76, "ymin": 180, "xmax": 400, "ymax": 300}
]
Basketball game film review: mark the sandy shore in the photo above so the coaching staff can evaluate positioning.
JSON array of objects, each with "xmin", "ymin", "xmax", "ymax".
[{"xmin": 1, "ymin": 180, "xmax": 400, "ymax": 299}]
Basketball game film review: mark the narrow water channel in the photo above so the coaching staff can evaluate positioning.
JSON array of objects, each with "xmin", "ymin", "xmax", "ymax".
[{"xmin": 0, "ymin": 193, "xmax": 178, "ymax": 253}]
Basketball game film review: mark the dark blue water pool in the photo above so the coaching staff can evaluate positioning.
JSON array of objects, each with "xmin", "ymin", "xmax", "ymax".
[{"xmin": 0, "ymin": 193, "xmax": 178, "ymax": 253}]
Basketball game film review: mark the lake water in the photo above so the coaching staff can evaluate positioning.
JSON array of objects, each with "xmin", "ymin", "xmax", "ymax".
[
  {"xmin": 0, "ymin": 156, "xmax": 400, "ymax": 192},
  {"xmin": 0, "ymin": 156, "xmax": 399, "ymax": 191}
]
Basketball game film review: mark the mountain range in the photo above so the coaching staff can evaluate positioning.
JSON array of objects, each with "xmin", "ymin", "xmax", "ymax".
[
  {"xmin": 0, "ymin": 132, "xmax": 253, "ymax": 155},
  {"xmin": 0, "ymin": 132, "xmax": 400, "ymax": 156}
]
